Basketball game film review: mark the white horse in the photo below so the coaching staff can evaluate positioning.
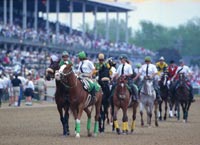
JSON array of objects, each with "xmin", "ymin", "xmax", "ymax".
[{"xmin": 139, "ymin": 76, "xmax": 159, "ymax": 127}]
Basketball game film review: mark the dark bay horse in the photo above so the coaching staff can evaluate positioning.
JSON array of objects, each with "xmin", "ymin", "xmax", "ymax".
[
  {"xmin": 158, "ymin": 72, "xmax": 170, "ymax": 120},
  {"xmin": 46, "ymin": 60, "xmax": 70, "ymax": 136},
  {"xmin": 113, "ymin": 75, "xmax": 138, "ymax": 134},
  {"xmin": 139, "ymin": 76, "xmax": 158, "ymax": 127},
  {"xmin": 59, "ymin": 64, "xmax": 102, "ymax": 138},
  {"xmin": 175, "ymin": 73, "xmax": 191, "ymax": 122}
]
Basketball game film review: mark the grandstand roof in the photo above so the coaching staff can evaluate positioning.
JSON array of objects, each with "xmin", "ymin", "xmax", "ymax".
[{"xmin": 3, "ymin": 0, "xmax": 134, "ymax": 13}]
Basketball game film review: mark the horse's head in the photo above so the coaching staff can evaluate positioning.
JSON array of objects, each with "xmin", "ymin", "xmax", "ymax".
[
  {"xmin": 160, "ymin": 72, "xmax": 168, "ymax": 86},
  {"xmin": 46, "ymin": 59, "xmax": 61, "ymax": 80},
  {"xmin": 58, "ymin": 63, "xmax": 73, "ymax": 83},
  {"xmin": 116, "ymin": 75, "xmax": 128, "ymax": 99},
  {"xmin": 142, "ymin": 76, "xmax": 155, "ymax": 96},
  {"xmin": 178, "ymin": 73, "xmax": 186, "ymax": 86}
]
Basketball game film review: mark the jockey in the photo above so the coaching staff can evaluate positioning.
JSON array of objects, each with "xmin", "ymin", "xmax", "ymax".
[
  {"xmin": 134, "ymin": 63, "xmax": 142, "ymax": 87},
  {"xmin": 156, "ymin": 56, "xmax": 168, "ymax": 76},
  {"xmin": 111, "ymin": 54, "xmax": 138, "ymax": 102},
  {"xmin": 50, "ymin": 54, "xmax": 59, "ymax": 62},
  {"xmin": 133, "ymin": 56, "xmax": 162, "ymax": 102},
  {"xmin": 168, "ymin": 60, "xmax": 178, "ymax": 80},
  {"xmin": 59, "ymin": 51, "xmax": 72, "ymax": 66},
  {"xmin": 94, "ymin": 53, "xmax": 111, "ymax": 84},
  {"xmin": 108, "ymin": 58, "xmax": 117, "ymax": 80},
  {"xmin": 172, "ymin": 59, "xmax": 195, "ymax": 102},
  {"xmin": 77, "ymin": 51, "xmax": 96, "ymax": 98},
  {"xmin": 167, "ymin": 60, "xmax": 178, "ymax": 96}
]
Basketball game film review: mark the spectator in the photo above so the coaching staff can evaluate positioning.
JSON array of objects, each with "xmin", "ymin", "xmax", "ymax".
[
  {"xmin": 24, "ymin": 75, "xmax": 34, "ymax": 106},
  {"xmin": 11, "ymin": 73, "xmax": 22, "ymax": 107}
]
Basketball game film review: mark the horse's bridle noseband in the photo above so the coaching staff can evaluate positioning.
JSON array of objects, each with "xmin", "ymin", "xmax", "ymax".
[{"xmin": 60, "ymin": 69, "xmax": 78, "ymax": 88}]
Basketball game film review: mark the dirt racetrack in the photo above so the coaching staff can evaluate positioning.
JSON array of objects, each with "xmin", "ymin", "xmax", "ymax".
[{"xmin": 0, "ymin": 98, "xmax": 200, "ymax": 145}]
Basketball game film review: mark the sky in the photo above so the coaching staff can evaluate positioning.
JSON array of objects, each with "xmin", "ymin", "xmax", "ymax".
[{"xmin": 49, "ymin": 0, "xmax": 200, "ymax": 31}]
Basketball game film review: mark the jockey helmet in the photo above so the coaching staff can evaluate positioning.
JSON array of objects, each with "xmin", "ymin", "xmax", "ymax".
[
  {"xmin": 170, "ymin": 60, "xmax": 175, "ymax": 64},
  {"xmin": 159, "ymin": 56, "xmax": 165, "ymax": 61},
  {"xmin": 78, "ymin": 51, "xmax": 86, "ymax": 59},
  {"xmin": 145, "ymin": 56, "xmax": 151, "ymax": 62},
  {"xmin": 50, "ymin": 55, "xmax": 59, "ymax": 62},
  {"xmin": 119, "ymin": 54, "xmax": 127, "ymax": 60},
  {"xmin": 62, "ymin": 51, "xmax": 69, "ymax": 56},
  {"xmin": 136, "ymin": 63, "xmax": 141, "ymax": 68},
  {"xmin": 98, "ymin": 53, "xmax": 104, "ymax": 60},
  {"xmin": 179, "ymin": 59, "xmax": 184, "ymax": 64}
]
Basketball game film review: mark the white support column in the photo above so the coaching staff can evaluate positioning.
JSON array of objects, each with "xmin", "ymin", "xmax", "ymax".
[
  {"xmin": 125, "ymin": 12, "xmax": 129, "ymax": 43},
  {"xmin": 56, "ymin": 0, "xmax": 60, "ymax": 42},
  {"xmin": 69, "ymin": 0, "xmax": 73, "ymax": 35},
  {"xmin": 46, "ymin": 0, "xmax": 49, "ymax": 34},
  {"xmin": 116, "ymin": 11, "xmax": 119, "ymax": 43},
  {"xmin": 82, "ymin": 2, "xmax": 86, "ymax": 38},
  {"xmin": 34, "ymin": 0, "xmax": 38, "ymax": 31},
  {"xmin": 4, "ymin": 0, "xmax": 7, "ymax": 26},
  {"xmin": 105, "ymin": 8, "xmax": 109, "ymax": 41},
  {"xmin": 23, "ymin": 0, "xmax": 27, "ymax": 30},
  {"xmin": 93, "ymin": 6, "xmax": 97, "ymax": 40},
  {"xmin": 9, "ymin": 0, "xmax": 13, "ymax": 25}
]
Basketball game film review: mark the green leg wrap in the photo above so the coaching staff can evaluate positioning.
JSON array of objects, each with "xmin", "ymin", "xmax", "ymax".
[
  {"xmin": 94, "ymin": 121, "xmax": 99, "ymax": 134},
  {"xmin": 87, "ymin": 118, "xmax": 91, "ymax": 131},
  {"xmin": 76, "ymin": 121, "xmax": 81, "ymax": 133}
]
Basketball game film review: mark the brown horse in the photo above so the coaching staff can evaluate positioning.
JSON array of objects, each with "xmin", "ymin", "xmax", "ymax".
[
  {"xmin": 59, "ymin": 63, "xmax": 102, "ymax": 138},
  {"xmin": 113, "ymin": 75, "xmax": 138, "ymax": 135},
  {"xmin": 46, "ymin": 60, "xmax": 70, "ymax": 136},
  {"xmin": 158, "ymin": 72, "xmax": 170, "ymax": 121},
  {"xmin": 175, "ymin": 73, "xmax": 191, "ymax": 122}
]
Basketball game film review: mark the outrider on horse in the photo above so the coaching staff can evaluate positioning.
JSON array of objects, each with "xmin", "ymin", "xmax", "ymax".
[
  {"xmin": 94, "ymin": 53, "xmax": 111, "ymax": 133},
  {"xmin": 59, "ymin": 63, "xmax": 103, "ymax": 137},
  {"xmin": 112, "ymin": 75, "xmax": 138, "ymax": 134},
  {"xmin": 158, "ymin": 71, "xmax": 170, "ymax": 121}
]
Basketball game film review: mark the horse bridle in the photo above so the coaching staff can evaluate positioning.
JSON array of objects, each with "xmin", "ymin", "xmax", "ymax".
[{"xmin": 60, "ymin": 69, "xmax": 78, "ymax": 88}]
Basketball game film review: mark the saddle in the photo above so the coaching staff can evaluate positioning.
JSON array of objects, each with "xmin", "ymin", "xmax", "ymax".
[{"xmin": 78, "ymin": 77, "xmax": 101, "ymax": 94}]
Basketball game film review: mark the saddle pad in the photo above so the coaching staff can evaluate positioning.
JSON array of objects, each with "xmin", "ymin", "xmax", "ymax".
[{"xmin": 79, "ymin": 77, "xmax": 101, "ymax": 92}]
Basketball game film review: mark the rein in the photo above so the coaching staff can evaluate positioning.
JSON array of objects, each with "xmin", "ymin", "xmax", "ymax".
[{"xmin": 61, "ymin": 70, "xmax": 78, "ymax": 88}]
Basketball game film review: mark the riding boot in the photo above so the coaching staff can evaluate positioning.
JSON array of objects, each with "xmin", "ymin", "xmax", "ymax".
[
  {"xmin": 155, "ymin": 89, "xmax": 162, "ymax": 103},
  {"xmin": 189, "ymin": 86, "xmax": 195, "ymax": 102},
  {"xmin": 131, "ymin": 87, "xmax": 138, "ymax": 102},
  {"xmin": 90, "ymin": 86, "xmax": 96, "ymax": 102}
]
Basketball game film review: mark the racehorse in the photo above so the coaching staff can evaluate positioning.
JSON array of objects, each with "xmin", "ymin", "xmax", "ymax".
[
  {"xmin": 59, "ymin": 63, "xmax": 103, "ymax": 138},
  {"xmin": 174, "ymin": 73, "xmax": 191, "ymax": 122},
  {"xmin": 112, "ymin": 75, "xmax": 138, "ymax": 134},
  {"xmin": 158, "ymin": 72, "xmax": 170, "ymax": 120},
  {"xmin": 139, "ymin": 76, "xmax": 159, "ymax": 127},
  {"xmin": 98, "ymin": 79, "xmax": 110, "ymax": 133},
  {"xmin": 46, "ymin": 60, "xmax": 70, "ymax": 136}
]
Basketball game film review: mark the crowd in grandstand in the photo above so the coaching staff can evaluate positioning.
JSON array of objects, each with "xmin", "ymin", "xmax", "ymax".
[{"xmin": 0, "ymin": 19, "xmax": 155, "ymax": 56}]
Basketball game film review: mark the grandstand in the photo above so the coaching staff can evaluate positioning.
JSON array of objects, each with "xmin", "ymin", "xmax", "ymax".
[{"xmin": 0, "ymin": 0, "xmax": 155, "ymax": 75}]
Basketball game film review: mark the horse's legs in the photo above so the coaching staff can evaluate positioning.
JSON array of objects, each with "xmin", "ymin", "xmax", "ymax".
[
  {"xmin": 113, "ymin": 106, "xmax": 120, "ymax": 134},
  {"xmin": 154, "ymin": 101, "xmax": 159, "ymax": 127},
  {"xmin": 122, "ymin": 106, "xmax": 129, "ymax": 134},
  {"xmin": 158, "ymin": 101, "xmax": 163, "ymax": 121},
  {"xmin": 56, "ymin": 104, "xmax": 67, "ymax": 136},
  {"xmin": 139, "ymin": 102, "xmax": 144, "ymax": 126},
  {"xmin": 185, "ymin": 101, "xmax": 191, "ymax": 122},
  {"xmin": 94, "ymin": 93, "xmax": 102, "ymax": 136},
  {"xmin": 84, "ymin": 108, "xmax": 92, "ymax": 137},
  {"xmin": 176, "ymin": 101, "xmax": 180, "ymax": 120},
  {"xmin": 131, "ymin": 101, "xmax": 138, "ymax": 133},
  {"xmin": 64, "ymin": 105, "xmax": 70, "ymax": 135},
  {"xmin": 164, "ymin": 100, "xmax": 168, "ymax": 120}
]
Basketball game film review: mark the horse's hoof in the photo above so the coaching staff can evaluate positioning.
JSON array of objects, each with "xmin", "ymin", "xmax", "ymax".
[
  {"xmin": 159, "ymin": 117, "xmax": 162, "ymax": 121},
  {"xmin": 93, "ymin": 133, "xmax": 98, "ymax": 137},
  {"xmin": 116, "ymin": 128, "xmax": 121, "ymax": 135},
  {"xmin": 88, "ymin": 133, "xmax": 92, "ymax": 137},
  {"xmin": 183, "ymin": 119, "xmax": 186, "ymax": 123},
  {"xmin": 75, "ymin": 133, "xmax": 80, "ymax": 138}
]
